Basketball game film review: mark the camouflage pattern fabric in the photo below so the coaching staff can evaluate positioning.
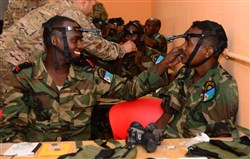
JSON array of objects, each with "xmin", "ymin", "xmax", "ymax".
[
  {"xmin": 89, "ymin": 2, "xmax": 108, "ymax": 20},
  {"xmin": 155, "ymin": 64, "xmax": 238, "ymax": 138},
  {"xmin": 151, "ymin": 33, "xmax": 167, "ymax": 55},
  {"xmin": 0, "ymin": 53, "xmax": 167, "ymax": 142},
  {"xmin": 120, "ymin": 46, "xmax": 162, "ymax": 79},
  {"xmin": 0, "ymin": 0, "xmax": 125, "ymax": 106},
  {"xmin": 3, "ymin": 0, "xmax": 49, "ymax": 30}
]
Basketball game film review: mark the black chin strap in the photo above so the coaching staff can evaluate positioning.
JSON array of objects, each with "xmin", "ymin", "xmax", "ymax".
[
  {"xmin": 185, "ymin": 32, "xmax": 205, "ymax": 67},
  {"xmin": 61, "ymin": 29, "xmax": 71, "ymax": 63}
]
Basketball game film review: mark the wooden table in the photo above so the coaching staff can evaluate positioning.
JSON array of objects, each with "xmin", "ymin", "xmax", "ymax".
[{"xmin": 0, "ymin": 138, "xmax": 213, "ymax": 159}]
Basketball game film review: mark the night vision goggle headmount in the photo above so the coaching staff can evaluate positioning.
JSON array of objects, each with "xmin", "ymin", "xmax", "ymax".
[
  {"xmin": 51, "ymin": 26, "xmax": 102, "ymax": 36},
  {"xmin": 166, "ymin": 32, "xmax": 227, "ymax": 67},
  {"xmin": 166, "ymin": 32, "xmax": 205, "ymax": 67},
  {"xmin": 166, "ymin": 33, "xmax": 204, "ymax": 43},
  {"xmin": 48, "ymin": 26, "xmax": 101, "ymax": 66}
]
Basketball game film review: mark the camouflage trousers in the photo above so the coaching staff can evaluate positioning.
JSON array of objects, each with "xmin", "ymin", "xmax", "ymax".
[{"xmin": 0, "ymin": 58, "xmax": 14, "ymax": 107}]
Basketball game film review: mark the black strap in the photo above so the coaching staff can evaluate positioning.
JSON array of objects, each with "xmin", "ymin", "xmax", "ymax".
[
  {"xmin": 210, "ymin": 140, "xmax": 246, "ymax": 157},
  {"xmin": 188, "ymin": 145, "xmax": 219, "ymax": 158},
  {"xmin": 95, "ymin": 149, "xmax": 115, "ymax": 159},
  {"xmin": 185, "ymin": 33, "xmax": 205, "ymax": 67},
  {"xmin": 94, "ymin": 139, "xmax": 111, "ymax": 149},
  {"xmin": 61, "ymin": 29, "xmax": 71, "ymax": 63},
  {"xmin": 240, "ymin": 136, "xmax": 250, "ymax": 146}
]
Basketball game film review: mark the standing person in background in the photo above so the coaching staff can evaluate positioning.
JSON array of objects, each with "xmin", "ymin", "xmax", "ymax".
[
  {"xmin": 3, "ymin": 0, "xmax": 49, "ymax": 30},
  {"xmin": 143, "ymin": 17, "xmax": 167, "ymax": 55},
  {"xmin": 89, "ymin": 1, "xmax": 108, "ymax": 21},
  {"xmin": 0, "ymin": 15, "xmax": 172, "ymax": 142},
  {"xmin": 0, "ymin": 0, "xmax": 136, "ymax": 106},
  {"xmin": 149, "ymin": 20, "xmax": 238, "ymax": 138}
]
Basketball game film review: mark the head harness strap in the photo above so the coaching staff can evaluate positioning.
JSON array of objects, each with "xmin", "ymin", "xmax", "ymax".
[
  {"xmin": 166, "ymin": 32, "xmax": 212, "ymax": 67},
  {"xmin": 50, "ymin": 26, "xmax": 101, "ymax": 65},
  {"xmin": 185, "ymin": 32, "xmax": 205, "ymax": 67}
]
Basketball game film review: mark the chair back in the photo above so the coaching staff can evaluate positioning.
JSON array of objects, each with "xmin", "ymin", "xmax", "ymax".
[{"xmin": 109, "ymin": 97, "xmax": 163, "ymax": 139}]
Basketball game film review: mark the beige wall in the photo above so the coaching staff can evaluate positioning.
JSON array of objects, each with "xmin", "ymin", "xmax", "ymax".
[
  {"xmin": 100, "ymin": 0, "xmax": 250, "ymax": 129},
  {"xmin": 98, "ymin": 0, "xmax": 152, "ymax": 24}
]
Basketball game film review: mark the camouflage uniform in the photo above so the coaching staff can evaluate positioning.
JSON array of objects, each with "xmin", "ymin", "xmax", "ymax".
[
  {"xmin": 149, "ymin": 33, "xmax": 167, "ymax": 55},
  {"xmin": 89, "ymin": 2, "xmax": 108, "ymax": 20},
  {"xmin": 3, "ymin": 0, "xmax": 49, "ymax": 30},
  {"xmin": 0, "ymin": 53, "xmax": 167, "ymax": 142},
  {"xmin": 156, "ymin": 64, "xmax": 238, "ymax": 138},
  {"xmin": 120, "ymin": 46, "xmax": 162, "ymax": 79},
  {"xmin": 0, "ymin": 0, "xmax": 126, "ymax": 106}
]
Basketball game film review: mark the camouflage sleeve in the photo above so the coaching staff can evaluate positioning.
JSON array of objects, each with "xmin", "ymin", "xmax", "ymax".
[
  {"xmin": 0, "ymin": 0, "xmax": 124, "ymax": 66},
  {"xmin": 3, "ymin": 0, "xmax": 48, "ymax": 30},
  {"xmin": 203, "ymin": 82, "xmax": 239, "ymax": 137},
  {"xmin": 95, "ymin": 65, "xmax": 168, "ymax": 100},
  {"xmin": 0, "ymin": 73, "xmax": 29, "ymax": 142}
]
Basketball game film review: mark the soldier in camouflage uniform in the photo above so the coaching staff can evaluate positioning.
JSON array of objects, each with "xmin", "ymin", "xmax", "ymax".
[
  {"xmin": 0, "ymin": 0, "xmax": 137, "ymax": 106},
  {"xmin": 89, "ymin": 1, "xmax": 108, "ymax": 21},
  {"xmin": 118, "ymin": 20, "xmax": 164, "ymax": 79},
  {"xmin": 143, "ymin": 18, "xmax": 167, "ymax": 55},
  {"xmin": 151, "ymin": 20, "xmax": 239, "ymax": 138},
  {"xmin": 3, "ymin": 0, "xmax": 49, "ymax": 30},
  {"xmin": 0, "ymin": 15, "xmax": 172, "ymax": 142}
]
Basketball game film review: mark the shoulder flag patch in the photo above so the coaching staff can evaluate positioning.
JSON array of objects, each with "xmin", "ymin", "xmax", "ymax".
[
  {"xmin": 152, "ymin": 54, "xmax": 164, "ymax": 64},
  {"xmin": 203, "ymin": 81, "xmax": 216, "ymax": 102},
  {"xmin": 97, "ymin": 68, "xmax": 113, "ymax": 84}
]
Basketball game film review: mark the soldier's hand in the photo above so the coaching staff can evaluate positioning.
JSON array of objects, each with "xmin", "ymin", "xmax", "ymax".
[
  {"xmin": 121, "ymin": 40, "xmax": 137, "ymax": 53},
  {"xmin": 164, "ymin": 46, "xmax": 185, "ymax": 67},
  {"xmin": 156, "ymin": 46, "xmax": 184, "ymax": 75}
]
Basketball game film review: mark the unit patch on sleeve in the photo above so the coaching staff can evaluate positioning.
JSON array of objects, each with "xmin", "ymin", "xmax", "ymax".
[
  {"xmin": 97, "ymin": 68, "xmax": 113, "ymax": 84},
  {"xmin": 203, "ymin": 81, "xmax": 216, "ymax": 102},
  {"xmin": 152, "ymin": 54, "xmax": 164, "ymax": 64}
]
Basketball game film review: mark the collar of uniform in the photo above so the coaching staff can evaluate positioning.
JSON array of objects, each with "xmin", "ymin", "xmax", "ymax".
[
  {"xmin": 69, "ymin": 65, "xmax": 87, "ymax": 81},
  {"xmin": 33, "ymin": 52, "xmax": 87, "ymax": 81},
  {"xmin": 193, "ymin": 63, "xmax": 220, "ymax": 88}
]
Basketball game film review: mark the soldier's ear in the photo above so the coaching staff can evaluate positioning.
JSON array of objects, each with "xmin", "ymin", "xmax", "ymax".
[
  {"xmin": 204, "ymin": 46, "xmax": 214, "ymax": 58},
  {"xmin": 50, "ymin": 35, "xmax": 59, "ymax": 46}
]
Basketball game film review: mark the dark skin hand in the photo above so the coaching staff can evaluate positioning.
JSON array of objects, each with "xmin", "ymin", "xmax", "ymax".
[{"xmin": 156, "ymin": 46, "xmax": 184, "ymax": 76}]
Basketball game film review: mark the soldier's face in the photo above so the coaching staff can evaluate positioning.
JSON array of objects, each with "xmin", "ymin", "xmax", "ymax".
[
  {"xmin": 124, "ymin": 25, "xmax": 140, "ymax": 42},
  {"xmin": 144, "ymin": 20, "xmax": 159, "ymax": 36},
  {"xmin": 62, "ymin": 22, "xmax": 84, "ymax": 59},
  {"xmin": 74, "ymin": 0, "xmax": 97, "ymax": 15},
  {"xmin": 179, "ymin": 27, "xmax": 208, "ymax": 65}
]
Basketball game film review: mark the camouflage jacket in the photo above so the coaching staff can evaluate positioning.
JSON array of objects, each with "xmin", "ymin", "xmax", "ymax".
[
  {"xmin": 0, "ymin": 0, "xmax": 124, "ymax": 67},
  {"xmin": 150, "ymin": 33, "xmax": 167, "ymax": 55},
  {"xmin": 3, "ymin": 0, "xmax": 49, "ymax": 30},
  {"xmin": 0, "ymin": 53, "xmax": 167, "ymax": 142},
  {"xmin": 156, "ymin": 64, "xmax": 238, "ymax": 138},
  {"xmin": 120, "ymin": 46, "xmax": 163, "ymax": 79}
]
